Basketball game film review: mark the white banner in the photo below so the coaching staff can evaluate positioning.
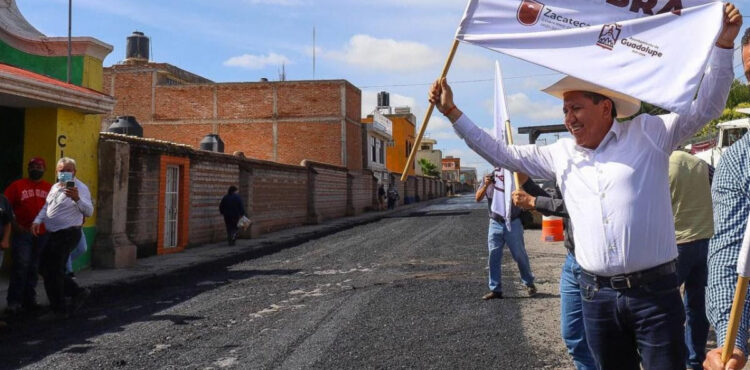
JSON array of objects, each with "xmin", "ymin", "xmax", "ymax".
[
  {"xmin": 491, "ymin": 61, "xmax": 515, "ymax": 229},
  {"xmin": 456, "ymin": 0, "xmax": 724, "ymax": 115},
  {"xmin": 737, "ymin": 214, "xmax": 750, "ymax": 277}
]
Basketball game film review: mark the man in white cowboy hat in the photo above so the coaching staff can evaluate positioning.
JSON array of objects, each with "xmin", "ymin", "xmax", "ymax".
[{"xmin": 428, "ymin": 4, "xmax": 741, "ymax": 368}]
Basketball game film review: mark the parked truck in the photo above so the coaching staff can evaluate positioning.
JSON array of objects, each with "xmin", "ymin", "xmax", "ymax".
[{"xmin": 694, "ymin": 116, "xmax": 749, "ymax": 167}]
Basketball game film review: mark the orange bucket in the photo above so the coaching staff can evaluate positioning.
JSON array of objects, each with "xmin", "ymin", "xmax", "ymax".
[{"xmin": 541, "ymin": 215, "xmax": 564, "ymax": 242}]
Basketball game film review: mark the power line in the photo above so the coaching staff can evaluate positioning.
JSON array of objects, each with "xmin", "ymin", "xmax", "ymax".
[{"xmin": 358, "ymin": 72, "xmax": 562, "ymax": 89}]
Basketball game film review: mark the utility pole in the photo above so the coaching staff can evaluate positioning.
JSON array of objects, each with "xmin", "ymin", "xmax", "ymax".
[
  {"xmin": 67, "ymin": 0, "xmax": 72, "ymax": 84},
  {"xmin": 312, "ymin": 26, "xmax": 316, "ymax": 80}
]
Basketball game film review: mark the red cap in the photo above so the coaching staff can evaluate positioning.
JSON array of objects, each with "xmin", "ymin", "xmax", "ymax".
[{"xmin": 28, "ymin": 157, "xmax": 46, "ymax": 169}]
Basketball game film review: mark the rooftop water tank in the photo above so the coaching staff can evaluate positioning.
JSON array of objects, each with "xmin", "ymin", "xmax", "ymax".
[
  {"xmin": 200, "ymin": 134, "xmax": 225, "ymax": 153},
  {"xmin": 107, "ymin": 116, "xmax": 143, "ymax": 137},
  {"xmin": 125, "ymin": 31, "xmax": 149, "ymax": 63}
]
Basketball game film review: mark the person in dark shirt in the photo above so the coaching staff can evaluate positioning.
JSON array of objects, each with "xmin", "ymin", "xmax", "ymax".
[
  {"xmin": 513, "ymin": 175, "xmax": 595, "ymax": 370},
  {"xmin": 219, "ymin": 186, "xmax": 246, "ymax": 246}
]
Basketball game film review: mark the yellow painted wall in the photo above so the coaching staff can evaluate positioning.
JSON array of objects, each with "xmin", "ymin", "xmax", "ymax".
[
  {"xmin": 385, "ymin": 116, "xmax": 415, "ymax": 176},
  {"xmin": 23, "ymin": 108, "xmax": 58, "ymax": 184},
  {"xmin": 81, "ymin": 55, "xmax": 104, "ymax": 91},
  {"xmin": 57, "ymin": 109, "xmax": 99, "ymax": 228}
]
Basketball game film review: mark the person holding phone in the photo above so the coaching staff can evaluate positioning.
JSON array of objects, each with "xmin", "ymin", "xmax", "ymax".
[{"xmin": 32, "ymin": 157, "xmax": 93, "ymax": 320}]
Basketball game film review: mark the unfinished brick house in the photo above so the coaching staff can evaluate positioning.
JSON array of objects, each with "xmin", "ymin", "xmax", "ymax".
[{"xmin": 102, "ymin": 32, "xmax": 363, "ymax": 170}]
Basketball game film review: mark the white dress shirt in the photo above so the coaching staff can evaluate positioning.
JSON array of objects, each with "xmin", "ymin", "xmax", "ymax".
[
  {"xmin": 34, "ymin": 178, "xmax": 94, "ymax": 232},
  {"xmin": 453, "ymin": 47, "xmax": 733, "ymax": 276}
]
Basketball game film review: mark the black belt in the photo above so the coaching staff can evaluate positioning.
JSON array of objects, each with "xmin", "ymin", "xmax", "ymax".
[
  {"xmin": 490, "ymin": 214, "xmax": 519, "ymax": 224},
  {"xmin": 581, "ymin": 260, "xmax": 677, "ymax": 290},
  {"xmin": 50, "ymin": 226, "xmax": 81, "ymax": 234}
]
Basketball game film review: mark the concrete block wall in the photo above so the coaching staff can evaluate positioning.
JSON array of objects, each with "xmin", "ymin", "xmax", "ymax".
[
  {"xmin": 247, "ymin": 164, "xmax": 308, "ymax": 235},
  {"xmin": 306, "ymin": 161, "xmax": 348, "ymax": 221},
  {"xmin": 97, "ymin": 133, "xmax": 446, "ymax": 268},
  {"xmin": 349, "ymin": 170, "xmax": 376, "ymax": 215},
  {"xmin": 125, "ymin": 145, "xmax": 160, "ymax": 257},
  {"xmin": 189, "ymin": 160, "xmax": 239, "ymax": 245}
]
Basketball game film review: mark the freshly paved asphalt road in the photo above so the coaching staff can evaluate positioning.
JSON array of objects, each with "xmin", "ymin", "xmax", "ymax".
[{"xmin": 0, "ymin": 194, "xmax": 573, "ymax": 369}]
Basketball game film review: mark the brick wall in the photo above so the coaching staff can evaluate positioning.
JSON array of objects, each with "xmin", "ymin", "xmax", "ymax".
[
  {"xmin": 104, "ymin": 63, "xmax": 365, "ymax": 171},
  {"xmin": 306, "ymin": 161, "xmax": 348, "ymax": 221},
  {"xmin": 189, "ymin": 160, "xmax": 239, "ymax": 245},
  {"xmin": 349, "ymin": 170, "xmax": 375, "ymax": 215},
  {"xmin": 126, "ymin": 146, "xmax": 160, "ymax": 257},
  {"xmin": 97, "ymin": 133, "xmax": 446, "ymax": 267},
  {"xmin": 247, "ymin": 164, "xmax": 308, "ymax": 235}
]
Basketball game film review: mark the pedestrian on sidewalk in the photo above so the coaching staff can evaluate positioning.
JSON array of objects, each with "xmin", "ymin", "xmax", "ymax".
[
  {"xmin": 386, "ymin": 184, "xmax": 399, "ymax": 210},
  {"xmin": 513, "ymin": 176, "xmax": 595, "ymax": 370},
  {"xmin": 476, "ymin": 170, "xmax": 536, "ymax": 300},
  {"xmin": 669, "ymin": 150, "xmax": 713, "ymax": 370},
  {"xmin": 4, "ymin": 157, "xmax": 51, "ymax": 315},
  {"xmin": 377, "ymin": 184, "xmax": 386, "ymax": 211},
  {"xmin": 33, "ymin": 157, "xmax": 93, "ymax": 320},
  {"xmin": 219, "ymin": 186, "xmax": 246, "ymax": 246}
]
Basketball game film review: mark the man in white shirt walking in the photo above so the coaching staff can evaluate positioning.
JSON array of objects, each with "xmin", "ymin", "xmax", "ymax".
[
  {"xmin": 33, "ymin": 157, "xmax": 93, "ymax": 320},
  {"xmin": 428, "ymin": 5, "xmax": 740, "ymax": 367}
]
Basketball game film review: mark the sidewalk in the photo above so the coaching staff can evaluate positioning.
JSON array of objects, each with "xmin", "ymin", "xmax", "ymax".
[{"xmin": 0, "ymin": 197, "xmax": 445, "ymax": 312}]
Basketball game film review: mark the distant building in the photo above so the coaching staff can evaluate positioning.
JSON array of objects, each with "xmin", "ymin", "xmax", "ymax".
[
  {"xmin": 415, "ymin": 137, "xmax": 442, "ymax": 178},
  {"xmin": 460, "ymin": 167, "xmax": 478, "ymax": 189},
  {"xmin": 103, "ymin": 32, "xmax": 363, "ymax": 170},
  {"xmin": 362, "ymin": 98, "xmax": 416, "ymax": 178},
  {"xmin": 442, "ymin": 156, "xmax": 460, "ymax": 182},
  {"xmin": 361, "ymin": 110, "xmax": 393, "ymax": 184}
]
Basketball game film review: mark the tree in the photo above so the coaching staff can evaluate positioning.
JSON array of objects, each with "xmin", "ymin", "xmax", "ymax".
[
  {"xmin": 695, "ymin": 79, "xmax": 750, "ymax": 138},
  {"xmin": 417, "ymin": 158, "xmax": 440, "ymax": 177}
]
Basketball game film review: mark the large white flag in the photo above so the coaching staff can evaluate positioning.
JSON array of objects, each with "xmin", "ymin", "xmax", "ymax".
[
  {"xmin": 491, "ymin": 61, "xmax": 515, "ymax": 229},
  {"xmin": 736, "ymin": 215, "xmax": 750, "ymax": 277},
  {"xmin": 456, "ymin": 0, "xmax": 724, "ymax": 115}
]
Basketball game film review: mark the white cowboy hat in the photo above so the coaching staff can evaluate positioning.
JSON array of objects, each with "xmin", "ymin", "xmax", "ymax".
[{"xmin": 542, "ymin": 76, "xmax": 642, "ymax": 119}]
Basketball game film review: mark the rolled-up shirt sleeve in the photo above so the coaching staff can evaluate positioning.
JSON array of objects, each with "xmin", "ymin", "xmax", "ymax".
[
  {"xmin": 656, "ymin": 47, "xmax": 734, "ymax": 152},
  {"xmin": 453, "ymin": 114, "xmax": 556, "ymax": 180}
]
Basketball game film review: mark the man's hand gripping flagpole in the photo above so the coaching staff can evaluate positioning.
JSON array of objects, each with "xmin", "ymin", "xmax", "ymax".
[
  {"xmin": 401, "ymin": 40, "xmax": 460, "ymax": 182},
  {"xmin": 720, "ymin": 215, "xmax": 750, "ymax": 367}
]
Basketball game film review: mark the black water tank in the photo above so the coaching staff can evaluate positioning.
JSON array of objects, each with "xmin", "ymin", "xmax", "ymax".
[
  {"xmin": 200, "ymin": 134, "xmax": 225, "ymax": 153},
  {"xmin": 107, "ymin": 116, "xmax": 143, "ymax": 137},
  {"xmin": 126, "ymin": 31, "xmax": 149, "ymax": 61},
  {"xmin": 377, "ymin": 91, "xmax": 389, "ymax": 107}
]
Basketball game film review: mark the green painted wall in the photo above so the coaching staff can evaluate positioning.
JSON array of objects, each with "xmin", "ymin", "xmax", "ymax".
[{"xmin": 0, "ymin": 39, "xmax": 83, "ymax": 86}]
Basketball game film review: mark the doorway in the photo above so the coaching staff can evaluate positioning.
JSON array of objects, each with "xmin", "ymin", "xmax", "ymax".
[{"xmin": 0, "ymin": 107, "xmax": 24, "ymax": 192}]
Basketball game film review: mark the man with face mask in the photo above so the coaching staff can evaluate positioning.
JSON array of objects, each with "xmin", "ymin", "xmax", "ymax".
[
  {"xmin": 32, "ymin": 157, "xmax": 93, "ymax": 320},
  {"xmin": 4, "ymin": 157, "xmax": 52, "ymax": 315}
]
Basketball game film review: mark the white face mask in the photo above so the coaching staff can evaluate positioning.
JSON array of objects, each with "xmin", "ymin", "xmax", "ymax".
[{"xmin": 57, "ymin": 171, "xmax": 74, "ymax": 183}]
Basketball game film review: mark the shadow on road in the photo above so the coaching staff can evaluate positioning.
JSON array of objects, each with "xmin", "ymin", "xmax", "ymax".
[{"xmin": 0, "ymin": 267, "xmax": 300, "ymax": 368}]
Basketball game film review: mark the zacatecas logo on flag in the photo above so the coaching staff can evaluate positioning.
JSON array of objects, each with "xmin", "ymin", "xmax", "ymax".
[
  {"xmin": 516, "ymin": 0, "xmax": 544, "ymax": 26},
  {"xmin": 456, "ymin": 0, "xmax": 723, "ymax": 115}
]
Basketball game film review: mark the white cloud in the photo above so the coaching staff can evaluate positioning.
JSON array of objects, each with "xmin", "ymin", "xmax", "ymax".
[
  {"xmin": 323, "ymin": 34, "xmax": 439, "ymax": 72},
  {"xmin": 507, "ymin": 92, "xmax": 562, "ymax": 121},
  {"xmin": 361, "ymin": 91, "xmax": 418, "ymax": 117},
  {"xmin": 453, "ymin": 53, "xmax": 494, "ymax": 71},
  {"xmin": 224, "ymin": 53, "xmax": 292, "ymax": 69}
]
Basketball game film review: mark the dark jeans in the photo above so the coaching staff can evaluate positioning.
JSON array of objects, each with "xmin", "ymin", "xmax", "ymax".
[
  {"xmin": 579, "ymin": 269, "xmax": 686, "ymax": 369},
  {"xmin": 224, "ymin": 217, "xmax": 239, "ymax": 245},
  {"xmin": 7, "ymin": 231, "xmax": 47, "ymax": 307},
  {"xmin": 676, "ymin": 239, "xmax": 709, "ymax": 370},
  {"xmin": 40, "ymin": 227, "xmax": 82, "ymax": 313}
]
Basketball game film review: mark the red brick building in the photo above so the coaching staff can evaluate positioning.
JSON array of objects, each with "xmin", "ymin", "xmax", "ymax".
[{"xmin": 103, "ymin": 61, "xmax": 363, "ymax": 170}]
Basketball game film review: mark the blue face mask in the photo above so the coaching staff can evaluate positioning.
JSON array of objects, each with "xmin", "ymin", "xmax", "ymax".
[{"xmin": 58, "ymin": 171, "xmax": 74, "ymax": 183}]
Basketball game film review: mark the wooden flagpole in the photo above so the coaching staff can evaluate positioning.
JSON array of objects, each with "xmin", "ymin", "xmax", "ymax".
[
  {"xmin": 722, "ymin": 276, "xmax": 750, "ymax": 363},
  {"xmin": 401, "ymin": 39, "xmax": 460, "ymax": 182},
  {"xmin": 503, "ymin": 120, "xmax": 521, "ymax": 187}
]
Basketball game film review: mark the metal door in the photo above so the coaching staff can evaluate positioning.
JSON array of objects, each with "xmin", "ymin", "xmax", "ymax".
[{"xmin": 164, "ymin": 165, "xmax": 179, "ymax": 248}]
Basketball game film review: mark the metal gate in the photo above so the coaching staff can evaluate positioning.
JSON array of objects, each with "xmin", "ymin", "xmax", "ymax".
[{"xmin": 164, "ymin": 165, "xmax": 179, "ymax": 248}]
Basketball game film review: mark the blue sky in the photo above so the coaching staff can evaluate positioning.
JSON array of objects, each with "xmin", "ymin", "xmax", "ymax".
[{"xmin": 16, "ymin": 0, "xmax": 750, "ymax": 178}]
